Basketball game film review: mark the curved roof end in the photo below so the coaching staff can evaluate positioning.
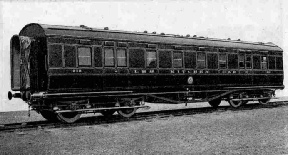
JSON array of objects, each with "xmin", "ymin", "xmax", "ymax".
[{"xmin": 19, "ymin": 23, "xmax": 46, "ymax": 37}]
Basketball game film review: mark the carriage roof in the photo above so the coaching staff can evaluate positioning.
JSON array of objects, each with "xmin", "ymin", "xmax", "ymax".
[{"xmin": 19, "ymin": 23, "xmax": 282, "ymax": 52}]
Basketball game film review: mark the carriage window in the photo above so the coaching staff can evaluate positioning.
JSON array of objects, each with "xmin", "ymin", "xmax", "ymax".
[
  {"xmin": 197, "ymin": 52, "xmax": 206, "ymax": 69},
  {"xmin": 184, "ymin": 51, "xmax": 196, "ymax": 69},
  {"xmin": 49, "ymin": 44, "xmax": 63, "ymax": 67},
  {"xmin": 94, "ymin": 47, "xmax": 102, "ymax": 67},
  {"xmin": 129, "ymin": 49, "xmax": 145, "ymax": 68},
  {"xmin": 64, "ymin": 45, "xmax": 76, "ymax": 67},
  {"xmin": 117, "ymin": 49, "xmax": 127, "ymax": 67},
  {"xmin": 261, "ymin": 56, "xmax": 267, "ymax": 69},
  {"xmin": 268, "ymin": 56, "xmax": 276, "ymax": 69},
  {"xmin": 253, "ymin": 55, "xmax": 261, "ymax": 69},
  {"xmin": 228, "ymin": 54, "xmax": 238, "ymax": 69},
  {"xmin": 276, "ymin": 57, "xmax": 283, "ymax": 69},
  {"xmin": 246, "ymin": 55, "xmax": 252, "ymax": 69},
  {"xmin": 207, "ymin": 53, "xmax": 218, "ymax": 69},
  {"xmin": 159, "ymin": 51, "xmax": 172, "ymax": 68},
  {"xmin": 146, "ymin": 50, "xmax": 157, "ymax": 68},
  {"xmin": 173, "ymin": 52, "xmax": 183, "ymax": 68},
  {"xmin": 78, "ymin": 47, "xmax": 92, "ymax": 67},
  {"xmin": 239, "ymin": 54, "xmax": 245, "ymax": 69},
  {"xmin": 219, "ymin": 54, "xmax": 227, "ymax": 69},
  {"xmin": 104, "ymin": 48, "xmax": 114, "ymax": 67}
]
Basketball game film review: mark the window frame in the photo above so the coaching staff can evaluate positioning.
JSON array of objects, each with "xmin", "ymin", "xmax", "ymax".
[
  {"xmin": 218, "ymin": 53, "xmax": 227, "ymax": 69},
  {"xmin": 261, "ymin": 56, "xmax": 268, "ymax": 70},
  {"xmin": 104, "ymin": 47, "xmax": 115, "ymax": 67},
  {"xmin": 245, "ymin": 54, "xmax": 252, "ymax": 69},
  {"xmin": 252, "ymin": 54, "xmax": 261, "ymax": 70},
  {"xmin": 93, "ymin": 46, "xmax": 103, "ymax": 68},
  {"xmin": 173, "ymin": 51, "xmax": 183, "ymax": 68},
  {"xmin": 197, "ymin": 52, "xmax": 206, "ymax": 69},
  {"xmin": 48, "ymin": 43, "xmax": 64, "ymax": 68},
  {"xmin": 128, "ymin": 48, "xmax": 146, "ymax": 68},
  {"xmin": 159, "ymin": 50, "xmax": 172, "ymax": 69},
  {"xmin": 146, "ymin": 50, "xmax": 157, "ymax": 68},
  {"xmin": 116, "ymin": 48, "xmax": 128, "ymax": 67},
  {"xmin": 77, "ymin": 46, "xmax": 92, "ymax": 67},
  {"xmin": 184, "ymin": 50, "xmax": 197, "ymax": 69},
  {"xmin": 238, "ymin": 53, "xmax": 245, "ymax": 69},
  {"xmin": 207, "ymin": 52, "xmax": 218, "ymax": 69},
  {"xmin": 64, "ymin": 45, "xmax": 76, "ymax": 68}
]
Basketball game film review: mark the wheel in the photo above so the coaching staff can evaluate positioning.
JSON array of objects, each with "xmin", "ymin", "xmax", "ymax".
[
  {"xmin": 117, "ymin": 108, "xmax": 137, "ymax": 118},
  {"xmin": 228, "ymin": 93, "xmax": 244, "ymax": 108},
  {"xmin": 258, "ymin": 94, "xmax": 271, "ymax": 105},
  {"xmin": 40, "ymin": 110, "xmax": 59, "ymax": 122},
  {"xmin": 57, "ymin": 112, "xmax": 81, "ymax": 123},
  {"xmin": 208, "ymin": 98, "xmax": 221, "ymax": 108},
  {"xmin": 117, "ymin": 100, "xmax": 137, "ymax": 118},
  {"xmin": 101, "ymin": 110, "xmax": 116, "ymax": 117}
]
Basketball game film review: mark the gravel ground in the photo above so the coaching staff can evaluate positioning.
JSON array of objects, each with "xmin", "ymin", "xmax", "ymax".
[{"xmin": 0, "ymin": 99, "xmax": 287, "ymax": 154}]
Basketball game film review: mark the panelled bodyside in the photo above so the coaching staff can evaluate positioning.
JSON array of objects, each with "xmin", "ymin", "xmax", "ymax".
[{"xmin": 46, "ymin": 36, "xmax": 284, "ymax": 94}]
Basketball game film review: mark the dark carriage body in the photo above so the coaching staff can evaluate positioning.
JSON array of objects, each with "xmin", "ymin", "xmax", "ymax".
[{"xmin": 8, "ymin": 23, "xmax": 284, "ymax": 122}]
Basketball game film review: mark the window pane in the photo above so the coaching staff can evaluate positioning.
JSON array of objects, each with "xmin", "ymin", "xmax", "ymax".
[
  {"xmin": 129, "ymin": 49, "xmax": 145, "ymax": 68},
  {"xmin": 104, "ymin": 48, "xmax": 114, "ymax": 67},
  {"xmin": 159, "ymin": 51, "xmax": 172, "ymax": 68},
  {"xmin": 49, "ymin": 44, "xmax": 62, "ymax": 67},
  {"xmin": 173, "ymin": 52, "xmax": 183, "ymax": 68},
  {"xmin": 184, "ymin": 51, "xmax": 196, "ymax": 69},
  {"xmin": 276, "ymin": 57, "xmax": 283, "ymax": 69},
  {"xmin": 94, "ymin": 47, "xmax": 102, "ymax": 67},
  {"xmin": 207, "ymin": 53, "xmax": 218, "ymax": 69},
  {"xmin": 78, "ymin": 47, "xmax": 91, "ymax": 66},
  {"xmin": 239, "ymin": 54, "xmax": 245, "ymax": 69},
  {"xmin": 228, "ymin": 54, "xmax": 238, "ymax": 69},
  {"xmin": 146, "ymin": 51, "xmax": 157, "ymax": 68},
  {"xmin": 261, "ymin": 56, "xmax": 267, "ymax": 69},
  {"xmin": 219, "ymin": 53, "xmax": 226, "ymax": 69},
  {"xmin": 117, "ymin": 49, "xmax": 127, "ymax": 67},
  {"xmin": 268, "ymin": 56, "xmax": 275, "ymax": 69},
  {"xmin": 64, "ymin": 46, "xmax": 76, "ymax": 67},
  {"xmin": 197, "ymin": 52, "xmax": 206, "ymax": 69},
  {"xmin": 253, "ymin": 56, "xmax": 261, "ymax": 69}
]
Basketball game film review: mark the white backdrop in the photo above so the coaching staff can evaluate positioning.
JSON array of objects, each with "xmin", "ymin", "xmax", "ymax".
[{"xmin": 1, "ymin": 0, "xmax": 288, "ymax": 111}]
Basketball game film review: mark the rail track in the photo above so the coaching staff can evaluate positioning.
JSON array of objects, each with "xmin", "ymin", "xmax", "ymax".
[{"xmin": 1, "ymin": 101, "xmax": 287, "ymax": 132}]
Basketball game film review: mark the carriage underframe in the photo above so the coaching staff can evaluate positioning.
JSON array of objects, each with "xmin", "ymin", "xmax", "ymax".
[{"xmin": 18, "ymin": 86, "xmax": 278, "ymax": 123}]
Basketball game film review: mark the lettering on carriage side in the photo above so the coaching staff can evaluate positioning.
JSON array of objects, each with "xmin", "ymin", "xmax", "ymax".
[
  {"xmin": 199, "ymin": 70, "xmax": 203, "ymax": 74},
  {"xmin": 149, "ymin": 70, "xmax": 154, "ymax": 73},
  {"xmin": 171, "ymin": 70, "xmax": 175, "ymax": 73},
  {"xmin": 134, "ymin": 70, "xmax": 139, "ymax": 74},
  {"xmin": 142, "ymin": 70, "xmax": 146, "ymax": 73},
  {"xmin": 233, "ymin": 71, "xmax": 236, "ymax": 74},
  {"xmin": 193, "ymin": 70, "xmax": 197, "ymax": 74},
  {"xmin": 205, "ymin": 71, "xmax": 209, "ymax": 74}
]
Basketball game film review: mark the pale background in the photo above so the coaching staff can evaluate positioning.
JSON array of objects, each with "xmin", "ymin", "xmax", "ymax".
[{"xmin": 0, "ymin": 0, "xmax": 288, "ymax": 111}]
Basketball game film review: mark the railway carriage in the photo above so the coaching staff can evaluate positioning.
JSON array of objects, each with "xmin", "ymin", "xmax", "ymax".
[{"xmin": 8, "ymin": 23, "xmax": 284, "ymax": 123}]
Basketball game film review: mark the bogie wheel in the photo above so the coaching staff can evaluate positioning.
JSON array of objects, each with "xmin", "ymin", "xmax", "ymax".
[
  {"xmin": 228, "ymin": 93, "xmax": 244, "ymax": 108},
  {"xmin": 258, "ymin": 94, "xmax": 271, "ymax": 105},
  {"xmin": 40, "ymin": 110, "xmax": 59, "ymax": 122},
  {"xmin": 101, "ymin": 110, "xmax": 116, "ymax": 117},
  {"xmin": 208, "ymin": 98, "xmax": 221, "ymax": 108},
  {"xmin": 117, "ymin": 100, "xmax": 137, "ymax": 118},
  {"xmin": 57, "ymin": 112, "xmax": 81, "ymax": 123}
]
